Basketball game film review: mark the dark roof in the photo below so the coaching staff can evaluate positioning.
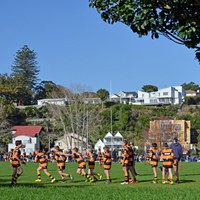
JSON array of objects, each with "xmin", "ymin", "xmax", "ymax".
[{"xmin": 11, "ymin": 126, "xmax": 42, "ymax": 137}]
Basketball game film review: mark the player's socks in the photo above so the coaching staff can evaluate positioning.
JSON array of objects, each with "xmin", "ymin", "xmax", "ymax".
[
  {"xmin": 155, "ymin": 177, "xmax": 157, "ymax": 182},
  {"xmin": 162, "ymin": 177, "xmax": 165, "ymax": 182},
  {"xmin": 37, "ymin": 172, "xmax": 41, "ymax": 180},
  {"xmin": 85, "ymin": 173, "xmax": 92, "ymax": 180},
  {"xmin": 12, "ymin": 175, "xmax": 17, "ymax": 182},
  {"xmin": 47, "ymin": 172, "xmax": 54, "ymax": 180},
  {"xmin": 107, "ymin": 178, "xmax": 111, "ymax": 182},
  {"xmin": 62, "ymin": 177, "xmax": 65, "ymax": 181},
  {"xmin": 125, "ymin": 174, "xmax": 129, "ymax": 182},
  {"xmin": 79, "ymin": 172, "xmax": 84, "ymax": 176},
  {"xmin": 133, "ymin": 175, "xmax": 136, "ymax": 181},
  {"xmin": 65, "ymin": 174, "xmax": 70, "ymax": 177},
  {"xmin": 176, "ymin": 176, "xmax": 179, "ymax": 180},
  {"xmin": 15, "ymin": 173, "xmax": 21, "ymax": 180}
]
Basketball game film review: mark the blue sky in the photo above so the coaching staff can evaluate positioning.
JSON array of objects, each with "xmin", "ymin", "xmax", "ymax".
[{"xmin": 0, "ymin": 0, "xmax": 199, "ymax": 94}]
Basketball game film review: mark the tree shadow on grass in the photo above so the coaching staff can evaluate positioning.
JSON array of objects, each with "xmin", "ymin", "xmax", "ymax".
[
  {"xmin": 181, "ymin": 174, "xmax": 200, "ymax": 177},
  {"xmin": 180, "ymin": 180, "xmax": 195, "ymax": 183}
]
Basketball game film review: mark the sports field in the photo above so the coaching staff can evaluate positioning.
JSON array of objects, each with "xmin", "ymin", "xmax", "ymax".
[{"xmin": 0, "ymin": 161, "xmax": 200, "ymax": 200}]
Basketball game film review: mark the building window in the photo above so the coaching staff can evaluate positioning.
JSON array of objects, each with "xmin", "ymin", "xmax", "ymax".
[
  {"xmin": 26, "ymin": 148, "xmax": 33, "ymax": 153},
  {"xmin": 55, "ymin": 142, "xmax": 62, "ymax": 146},
  {"xmin": 163, "ymin": 92, "xmax": 168, "ymax": 95},
  {"xmin": 185, "ymin": 132, "xmax": 188, "ymax": 139},
  {"xmin": 142, "ymin": 94, "xmax": 144, "ymax": 97},
  {"xmin": 175, "ymin": 124, "xmax": 182, "ymax": 131}
]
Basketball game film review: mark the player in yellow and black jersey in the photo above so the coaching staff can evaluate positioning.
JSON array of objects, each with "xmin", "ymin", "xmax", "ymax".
[
  {"xmin": 161, "ymin": 143, "xmax": 174, "ymax": 185},
  {"xmin": 150, "ymin": 143, "xmax": 159, "ymax": 184},
  {"xmin": 11, "ymin": 140, "xmax": 25, "ymax": 184},
  {"xmin": 34, "ymin": 148, "xmax": 56, "ymax": 183},
  {"xmin": 54, "ymin": 146, "xmax": 73, "ymax": 183},
  {"xmin": 121, "ymin": 140, "xmax": 130, "ymax": 184},
  {"xmin": 65, "ymin": 147, "xmax": 92, "ymax": 182},
  {"xmin": 103, "ymin": 146, "xmax": 112, "ymax": 184},
  {"xmin": 85, "ymin": 148, "xmax": 102, "ymax": 183}
]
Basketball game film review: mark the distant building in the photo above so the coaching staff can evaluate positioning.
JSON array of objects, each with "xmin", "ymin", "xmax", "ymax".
[
  {"xmin": 94, "ymin": 131, "xmax": 124, "ymax": 151},
  {"xmin": 8, "ymin": 126, "xmax": 42, "ymax": 155},
  {"xmin": 133, "ymin": 86, "xmax": 186, "ymax": 106},
  {"xmin": 110, "ymin": 91, "xmax": 138, "ymax": 104},
  {"xmin": 51, "ymin": 133, "xmax": 93, "ymax": 152},
  {"xmin": 146, "ymin": 120, "xmax": 192, "ymax": 153},
  {"xmin": 37, "ymin": 98, "xmax": 66, "ymax": 106},
  {"xmin": 186, "ymin": 90, "xmax": 200, "ymax": 97}
]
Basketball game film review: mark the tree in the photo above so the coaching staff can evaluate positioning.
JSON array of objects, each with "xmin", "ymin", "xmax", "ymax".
[
  {"xmin": 142, "ymin": 85, "xmax": 158, "ymax": 93},
  {"xmin": 143, "ymin": 119, "xmax": 176, "ymax": 150},
  {"xmin": 89, "ymin": 0, "xmax": 200, "ymax": 63},
  {"xmin": 11, "ymin": 45, "xmax": 40, "ymax": 104},
  {"xmin": 181, "ymin": 82, "xmax": 200, "ymax": 91},
  {"xmin": 96, "ymin": 89, "xmax": 109, "ymax": 108},
  {"xmin": 33, "ymin": 81, "xmax": 58, "ymax": 103},
  {"xmin": 47, "ymin": 84, "xmax": 103, "ymax": 151}
]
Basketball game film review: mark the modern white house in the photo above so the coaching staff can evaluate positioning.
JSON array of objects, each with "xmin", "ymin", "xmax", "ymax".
[
  {"xmin": 110, "ymin": 91, "xmax": 138, "ymax": 104},
  {"xmin": 37, "ymin": 98, "xmax": 66, "ymax": 106},
  {"xmin": 8, "ymin": 126, "xmax": 42, "ymax": 155},
  {"xmin": 84, "ymin": 98, "xmax": 102, "ymax": 104},
  {"xmin": 133, "ymin": 86, "xmax": 186, "ymax": 106},
  {"xmin": 94, "ymin": 131, "xmax": 124, "ymax": 151}
]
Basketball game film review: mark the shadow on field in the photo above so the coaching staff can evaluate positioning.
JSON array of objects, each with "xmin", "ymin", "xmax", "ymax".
[
  {"xmin": 181, "ymin": 174, "xmax": 200, "ymax": 177},
  {"xmin": 181, "ymin": 180, "xmax": 195, "ymax": 183}
]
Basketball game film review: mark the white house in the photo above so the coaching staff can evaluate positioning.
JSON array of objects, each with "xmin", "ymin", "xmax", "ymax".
[
  {"xmin": 133, "ymin": 86, "xmax": 186, "ymax": 105},
  {"xmin": 95, "ymin": 131, "xmax": 124, "ymax": 151},
  {"xmin": 110, "ymin": 91, "xmax": 138, "ymax": 104},
  {"xmin": 94, "ymin": 139, "xmax": 105, "ymax": 152},
  {"xmin": 186, "ymin": 90, "xmax": 200, "ymax": 97},
  {"xmin": 37, "ymin": 98, "xmax": 66, "ymax": 106},
  {"xmin": 8, "ymin": 126, "xmax": 42, "ymax": 155}
]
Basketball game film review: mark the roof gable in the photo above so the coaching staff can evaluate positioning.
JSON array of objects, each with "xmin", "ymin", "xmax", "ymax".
[
  {"xmin": 12, "ymin": 126, "xmax": 42, "ymax": 137},
  {"xmin": 104, "ymin": 132, "xmax": 113, "ymax": 138}
]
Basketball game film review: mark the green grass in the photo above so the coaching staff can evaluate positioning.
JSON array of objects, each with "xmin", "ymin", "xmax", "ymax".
[{"xmin": 1, "ymin": 161, "xmax": 200, "ymax": 200}]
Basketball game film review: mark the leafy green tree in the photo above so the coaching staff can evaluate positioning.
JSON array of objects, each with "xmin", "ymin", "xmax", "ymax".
[
  {"xmin": 34, "ymin": 81, "xmax": 58, "ymax": 103},
  {"xmin": 96, "ymin": 88, "xmax": 109, "ymax": 108},
  {"xmin": 181, "ymin": 82, "xmax": 200, "ymax": 91},
  {"xmin": 142, "ymin": 85, "xmax": 158, "ymax": 93},
  {"xmin": 89, "ymin": 0, "xmax": 200, "ymax": 63}
]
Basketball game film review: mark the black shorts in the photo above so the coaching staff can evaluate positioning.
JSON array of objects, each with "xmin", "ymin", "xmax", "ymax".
[
  {"xmin": 129, "ymin": 161, "xmax": 133, "ymax": 166},
  {"xmin": 78, "ymin": 165, "xmax": 86, "ymax": 169},
  {"xmin": 104, "ymin": 168, "xmax": 111, "ymax": 171},
  {"xmin": 151, "ymin": 165, "xmax": 158, "ymax": 168},
  {"xmin": 58, "ymin": 166, "xmax": 65, "ymax": 170},
  {"xmin": 12, "ymin": 164, "xmax": 20, "ymax": 168},
  {"xmin": 123, "ymin": 163, "xmax": 129, "ymax": 167},
  {"xmin": 163, "ymin": 165, "xmax": 172, "ymax": 169}
]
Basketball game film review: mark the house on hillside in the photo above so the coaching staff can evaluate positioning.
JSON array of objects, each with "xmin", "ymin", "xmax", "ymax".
[
  {"xmin": 110, "ymin": 91, "xmax": 138, "ymax": 104},
  {"xmin": 8, "ymin": 126, "xmax": 42, "ymax": 155},
  {"xmin": 186, "ymin": 90, "xmax": 200, "ymax": 97},
  {"xmin": 37, "ymin": 98, "xmax": 66, "ymax": 106},
  {"xmin": 133, "ymin": 86, "xmax": 186, "ymax": 106},
  {"xmin": 94, "ymin": 131, "xmax": 124, "ymax": 151},
  {"xmin": 51, "ymin": 133, "xmax": 93, "ymax": 152}
]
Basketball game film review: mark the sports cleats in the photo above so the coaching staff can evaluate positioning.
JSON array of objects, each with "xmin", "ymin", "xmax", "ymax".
[
  {"xmin": 35, "ymin": 179, "xmax": 41, "ymax": 182},
  {"xmin": 51, "ymin": 178, "xmax": 56, "ymax": 183},
  {"xmin": 121, "ymin": 182, "xmax": 129, "ymax": 185}
]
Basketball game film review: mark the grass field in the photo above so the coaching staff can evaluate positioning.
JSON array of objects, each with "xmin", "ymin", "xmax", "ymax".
[{"xmin": 1, "ymin": 161, "xmax": 200, "ymax": 200}]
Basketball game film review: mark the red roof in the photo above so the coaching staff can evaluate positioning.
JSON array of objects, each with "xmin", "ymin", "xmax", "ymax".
[{"xmin": 11, "ymin": 126, "xmax": 42, "ymax": 137}]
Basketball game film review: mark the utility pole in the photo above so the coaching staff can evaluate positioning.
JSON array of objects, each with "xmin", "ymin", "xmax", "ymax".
[
  {"xmin": 111, "ymin": 109, "xmax": 113, "ymax": 150},
  {"xmin": 87, "ymin": 108, "xmax": 88, "ymax": 148}
]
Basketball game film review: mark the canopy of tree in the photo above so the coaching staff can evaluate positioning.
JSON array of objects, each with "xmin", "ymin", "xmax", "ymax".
[
  {"xmin": 89, "ymin": 0, "xmax": 200, "ymax": 63},
  {"xmin": 142, "ymin": 85, "xmax": 158, "ymax": 93},
  {"xmin": 181, "ymin": 82, "xmax": 200, "ymax": 91}
]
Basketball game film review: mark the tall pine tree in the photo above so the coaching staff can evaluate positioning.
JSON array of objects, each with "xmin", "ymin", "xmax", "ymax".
[
  {"xmin": 11, "ymin": 45, "xmax": 40, "ymax": 90},
  {"xmin": 11, "ymin": 45, "xmax": 40, "ymax": 104}
]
